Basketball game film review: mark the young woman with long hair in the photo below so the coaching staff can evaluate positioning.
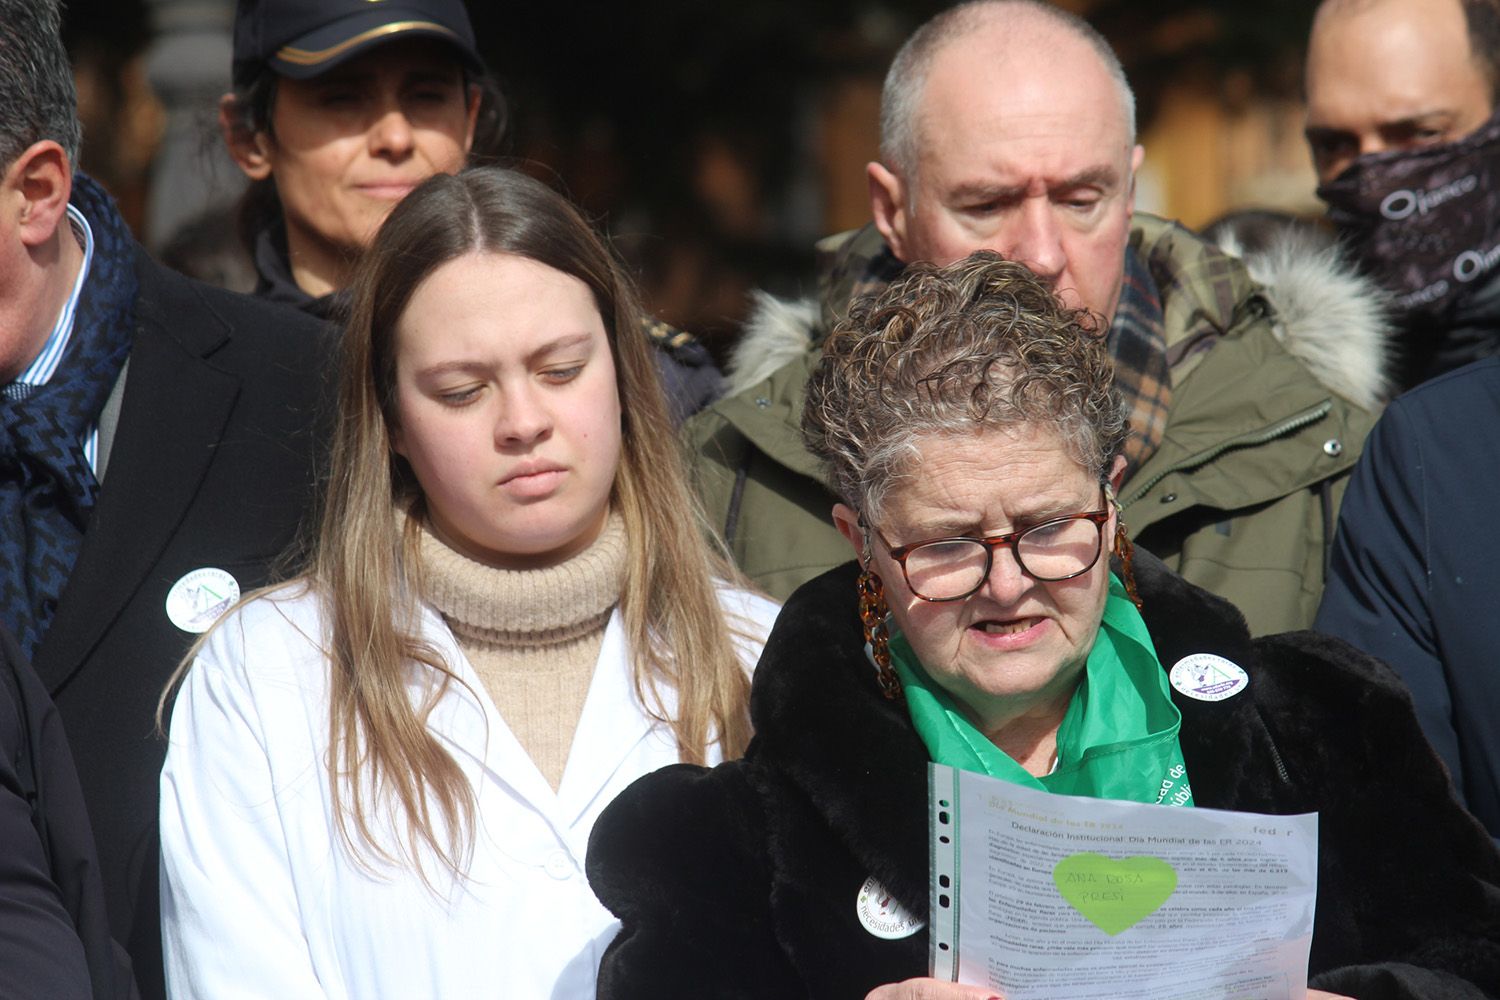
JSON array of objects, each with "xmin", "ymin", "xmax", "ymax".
[{"xmin": 157, "ymin": 166, "xmax": 775, "ymax": 999}]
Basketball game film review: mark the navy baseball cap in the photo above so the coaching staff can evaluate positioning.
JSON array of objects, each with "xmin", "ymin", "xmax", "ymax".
[{"xmin": 232, "ymin": 0, "xmax": 482, "ymax": 87}]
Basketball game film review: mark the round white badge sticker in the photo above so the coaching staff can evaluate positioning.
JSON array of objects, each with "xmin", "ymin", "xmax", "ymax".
[
  {"xmin": 856, "ymin": 875, "xmax": 925, "ymax": 940},
  {"xmin": 165, "ymin": 568, "xmax": 240, "ymax": 634},
  {"xmin": 1169, "ymin": 653, "xmax": 1249, "ymax": 702}
]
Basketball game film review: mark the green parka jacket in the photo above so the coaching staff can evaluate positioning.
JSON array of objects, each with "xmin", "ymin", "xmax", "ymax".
[{"xmin": 684, "ymin": 216, "xmax": 1390, "ymax": 635}]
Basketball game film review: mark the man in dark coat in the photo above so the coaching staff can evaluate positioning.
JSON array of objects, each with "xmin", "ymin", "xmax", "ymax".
[
  {"xmin": 0, "ymin": 626, "xmax": 135, "ymax": 999},
  {"xmin": 1316, "ymin": 359, "xmax": 1500, "ymax": 842},
  {"xmin": 0, "ymin": 4, "xmax": 329, "ymax": 997}
]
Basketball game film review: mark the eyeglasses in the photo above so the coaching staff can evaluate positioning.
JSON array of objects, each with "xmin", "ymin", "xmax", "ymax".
[{"xmin": 870, "ymin": 488, "xmax": 1112, "ymax": 602}]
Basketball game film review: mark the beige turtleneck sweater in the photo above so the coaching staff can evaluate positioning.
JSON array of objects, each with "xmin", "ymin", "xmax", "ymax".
[{"xmin": 417, "ymin": 512, "xmax": 627, "ymax": 791}]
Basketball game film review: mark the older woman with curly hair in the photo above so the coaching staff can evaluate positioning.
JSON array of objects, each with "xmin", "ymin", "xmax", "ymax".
[{"xmin": 585, "ymin": 253, "xmax": 1500, "ymax": 1000}]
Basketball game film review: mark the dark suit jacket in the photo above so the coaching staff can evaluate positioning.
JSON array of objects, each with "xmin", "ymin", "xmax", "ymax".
[
  {"xmin": 1, "ymin": 625, "xmax": 134, "ymax": 1000},
  {"xmin": 31, "ymin": 248, "xmax": 330, "ymax": 1000},
  {"xmin": 1316, "ymin": 357, "xmax": 1500, "ymax": 841}
]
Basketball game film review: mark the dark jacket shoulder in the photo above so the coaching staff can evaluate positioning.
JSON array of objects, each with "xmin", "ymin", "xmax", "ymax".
[
  {"xmin": 0, "ymin": 627, "xmax": 135, "ymax": 999},
  {"xmin": 136, "ymin": 248, "xmax": 333, "ymax": 365},
  {"xmin": 588, "ymin": 761, "xmax": 801, "ymax": 999},
  {"xmin": 589, "ymin": 762, "xmax": 768, "ymax": 918}
]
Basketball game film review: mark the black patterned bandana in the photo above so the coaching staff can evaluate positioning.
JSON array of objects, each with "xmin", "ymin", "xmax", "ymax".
[
  {"xmin": 818, "ymin": 226, "xmax": 1172, "ymax": 474},
  {"xmin": 1319, "ymin": 111, "xmax": 1500, "ymax": 326},
  {"xmin": 0, "ymin": 174, "xmax": 137, "ymax": 657}
]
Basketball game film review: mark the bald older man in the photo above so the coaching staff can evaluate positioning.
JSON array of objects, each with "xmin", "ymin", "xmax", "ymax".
[
  {"xmin": 686, "ymin": 0, "xmax": 1388, "ymax": 636},
  {"xmin": 1306, "ymin": 0, "xmax": 1500, "ymax": 389}
]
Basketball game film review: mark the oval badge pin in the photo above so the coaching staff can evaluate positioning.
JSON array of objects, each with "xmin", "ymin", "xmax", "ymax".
[
  {"xmin": 1169, "ymin": 653, "xmax": 1249, "ymax": 702},
  {"xmin": 165, "ymin": 568, "xmax": 240, "ymax": 634}
]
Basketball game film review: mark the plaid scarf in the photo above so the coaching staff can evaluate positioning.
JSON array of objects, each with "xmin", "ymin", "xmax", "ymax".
[
  {"xmin": 1108, "ymin": 247, "xmax": 1170, "ymax": 475},
  {"xmin": 816, "ymin": 226, "xmax": 1172, "ymax": 474}
]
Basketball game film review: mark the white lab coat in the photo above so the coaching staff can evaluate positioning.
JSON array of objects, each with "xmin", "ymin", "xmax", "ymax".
[{"xmin": 159, "ymin": 583, "xmax": 778, "ymax": 1000}]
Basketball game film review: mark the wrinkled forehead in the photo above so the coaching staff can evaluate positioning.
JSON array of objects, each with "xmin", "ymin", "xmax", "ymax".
[
  {"xmin": 917, "ymin": 108, "xmax": 1134, "ymax": 196},
  {"xmin": 876, "ymin": 424, "xmax": 1100, "ymax": 527}
]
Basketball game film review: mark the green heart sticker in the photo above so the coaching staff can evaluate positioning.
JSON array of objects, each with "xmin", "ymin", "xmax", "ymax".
[{"xmin": 1052, "ymin": 852, "xmax": 1178, "ymax": 935}]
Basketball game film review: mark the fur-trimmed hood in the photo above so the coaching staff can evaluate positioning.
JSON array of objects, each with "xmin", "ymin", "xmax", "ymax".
[
  {"xmin": 1211, "ymin": 221, "xmax": 1393, "ymax": 410},
  {"xmin": 725, "ymin": 219, "xmax": 1394, "ymax": 411}
]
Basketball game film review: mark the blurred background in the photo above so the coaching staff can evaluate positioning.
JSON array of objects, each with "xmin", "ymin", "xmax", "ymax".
[{"xmin": 65, "ymin": 0, "xmax": 1322, "ymax": 359}]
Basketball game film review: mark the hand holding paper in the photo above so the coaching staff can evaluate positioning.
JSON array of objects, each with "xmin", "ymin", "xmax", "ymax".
[{"xmin": 866, "ymin": 979, "xmax": 1004, "ymax": 1000}]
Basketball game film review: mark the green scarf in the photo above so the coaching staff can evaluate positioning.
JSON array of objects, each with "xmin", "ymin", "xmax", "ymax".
[{"xmin": 890, "ymin": 574, "xmax": 1193, "ymax": 807}]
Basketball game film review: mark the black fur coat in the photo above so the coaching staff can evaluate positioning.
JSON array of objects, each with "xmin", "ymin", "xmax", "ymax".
[{"xmin": 587, "ymin": 553, "xmax": 1500, "ymax": 999}]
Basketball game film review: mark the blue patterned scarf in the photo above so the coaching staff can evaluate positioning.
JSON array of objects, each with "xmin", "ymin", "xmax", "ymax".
[{"xmin": 0, "ymin": 174, "xmax": 137, "ymax": 656}]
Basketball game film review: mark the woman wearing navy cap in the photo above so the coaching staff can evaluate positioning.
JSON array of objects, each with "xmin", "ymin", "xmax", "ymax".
[
  {"xmin": 219, "ymin": 0, "xmax": 498, "ymax": 321},
  {"xmin": 216, "ymin": 0, "xmax": 725, "ymax": 423}
]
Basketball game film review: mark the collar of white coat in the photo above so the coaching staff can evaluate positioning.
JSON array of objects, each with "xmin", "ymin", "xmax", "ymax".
[{"xmin": 415, "ymin": 602, "xmax": 668, "ymax": 846}]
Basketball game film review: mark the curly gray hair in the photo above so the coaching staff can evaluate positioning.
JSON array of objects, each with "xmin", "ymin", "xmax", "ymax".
[{"xmin": 802, "ymin": 252, "xmax": 1126, "ymax": 521}]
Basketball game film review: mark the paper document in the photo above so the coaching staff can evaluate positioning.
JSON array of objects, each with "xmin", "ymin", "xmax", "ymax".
[{"xmin": 929, "ymin": 763, "xmax": 1317, "ymax": 999}]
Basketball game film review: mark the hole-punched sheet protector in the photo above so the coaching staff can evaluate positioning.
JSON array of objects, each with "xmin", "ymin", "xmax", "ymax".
[{"xmin": 927, "ymin": 764, "xmax": 1318, "ymax": 998}]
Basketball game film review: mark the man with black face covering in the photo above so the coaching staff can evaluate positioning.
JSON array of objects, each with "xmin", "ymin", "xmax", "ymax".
[
  {"xmin": 1306, "ymin": 0, "xmax": 1500, "ymax": 389},
  {"xmin": 1311, "ymin": 0, "xmax": 1500, "ymax": 843}
]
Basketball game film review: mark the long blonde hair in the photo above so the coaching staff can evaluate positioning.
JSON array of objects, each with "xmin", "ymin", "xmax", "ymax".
[{"xmin": 174, "ymin": 168, "xmax": 753, "ymax": 875}]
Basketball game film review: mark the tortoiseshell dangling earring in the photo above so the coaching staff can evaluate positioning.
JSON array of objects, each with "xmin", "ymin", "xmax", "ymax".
[
  {"xmin": 857, "ymin": 538, "xmax": 902, "ymax": 700},
  {"xmin": 1106, "ymin": 484, "xmax": 1143, "ymax": 610}
]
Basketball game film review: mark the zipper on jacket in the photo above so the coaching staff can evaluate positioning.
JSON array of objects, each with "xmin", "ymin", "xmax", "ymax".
[
  {"xmin": 1267, "ymin": 741, "xmax": 1292, "ymax": 785},
  {"xmin": 1120, "ymin": 400, "xmax": 1334, "ymax": 510},
  {"xmin": 1257, "ymin": 709, "xmax": 1293, "ymax": 787}
]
